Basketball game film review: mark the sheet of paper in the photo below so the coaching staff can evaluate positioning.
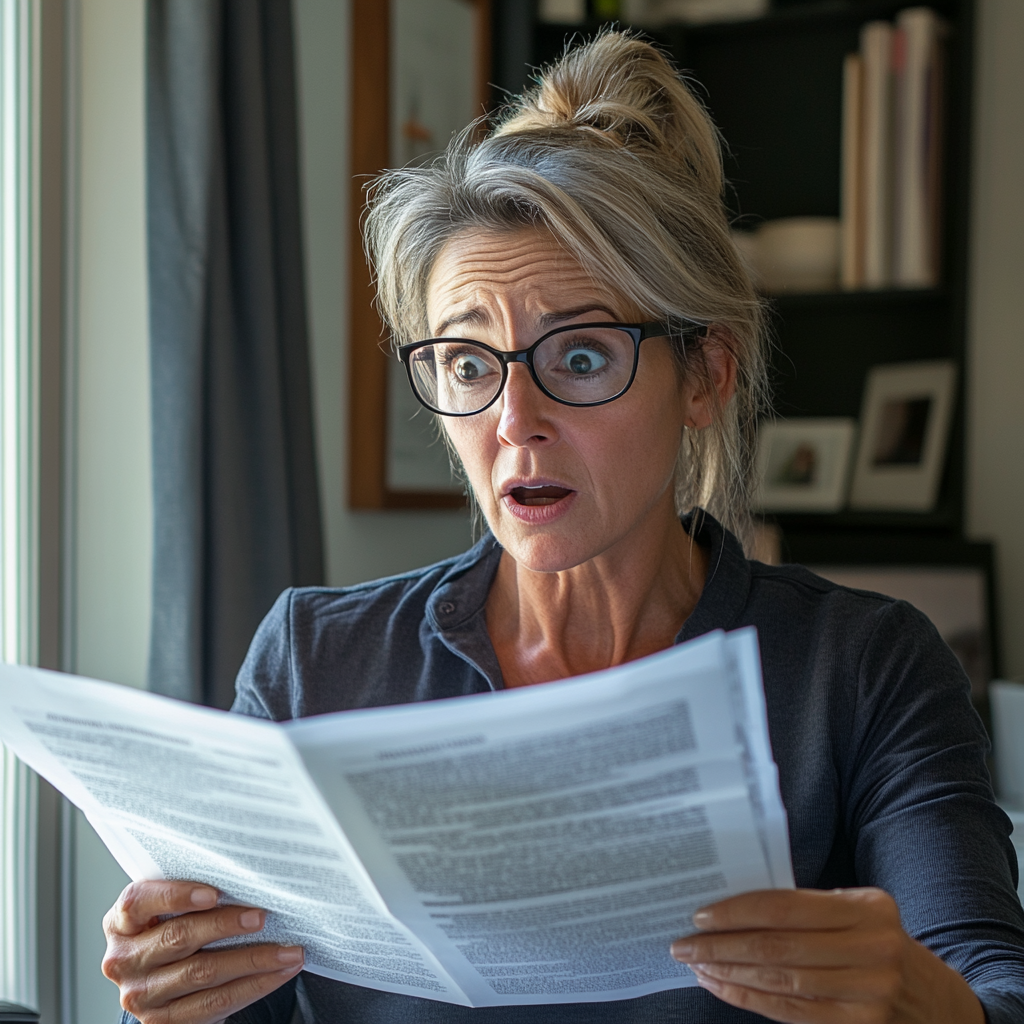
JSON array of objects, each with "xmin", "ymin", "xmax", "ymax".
[
  {"xmin": 288, "ymin": 629, "xmax": 793, "ymax": 1007},
  {"xmin": 0, "ymin": 628, "xmax": 792, "ymax": 1008},
  {"xmin": 0, "ymin": 666, "xmax": 467, "ymax": 1003},
  {"xmin": 726, "ymin": 629, "xmax": 795, "ymax": 890}
]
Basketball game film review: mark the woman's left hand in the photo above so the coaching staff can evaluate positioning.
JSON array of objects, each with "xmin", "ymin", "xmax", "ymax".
[{"xmin": 670, "ymin": 888, "xmax": 984, "ymax": 1024}]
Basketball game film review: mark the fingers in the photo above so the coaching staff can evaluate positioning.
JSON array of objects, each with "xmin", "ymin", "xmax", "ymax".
[
  {"xmin": 672, "ymin": 924, "xmax": 905, "ymax": 970},
  {"xmin": 169, "ymin": 963, "xmax": 304, "ymax": 1023},
  {"xmin": 119, "ymin": 956, "xmax": 303, "ymax": 1024},
  {"xmin": 671, "ymin": 888, "xmax": 912, "ymax": 1024},
  {"xmin": 118, "ymin": 945, "xmax": 304, "ymax": 1017},
  {"xmin": 101, "ymin": 880, "xmax": 306, "ymax": 1024},
  {"xmin": 104, "ymin": 881, "xmax": 219, "ymax": 938},
  {"xmin": 688, "ymin": 961, "xmax": 901, "ymax": 1003},
  {"xmin": 106, "ymin": 906, "xmax": 270, "ymax": 979},
  {"xmin": 691, "ymin": 887, "xmax": 898, "ymax": 933}
]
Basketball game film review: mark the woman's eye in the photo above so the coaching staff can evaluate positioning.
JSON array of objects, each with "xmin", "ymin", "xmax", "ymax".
[
  {"xmin": 452, "ymin": 354, "xmax": 489, "ymax": 382},
  {"xmin": 563, "ymin": 348, "xmax": 607, "ymax": 375}
]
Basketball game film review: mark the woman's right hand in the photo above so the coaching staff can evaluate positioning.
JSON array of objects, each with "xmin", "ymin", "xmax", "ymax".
[{"xmin": 102, "ymin": 880, "xmax": 304, "ymax": 1023}]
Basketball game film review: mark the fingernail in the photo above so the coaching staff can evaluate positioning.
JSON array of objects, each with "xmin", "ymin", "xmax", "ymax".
[
  {"xmin": 671, "ymin": 941, "xmax": 694, "ymax": 960},
  {"xmin": 277, "ymin": 946, "xmax": 304, "ymax": 965},
  {"xmin": 239, "ymin": 909, "xmax": 263, "ymax": 930},
  {"xmin": 191, "ymin": 887, "xmax": 217, "ymax": 907},
  {"xmin": 692, "ymin": 909, "xmax": 713, "ymax": 928}
]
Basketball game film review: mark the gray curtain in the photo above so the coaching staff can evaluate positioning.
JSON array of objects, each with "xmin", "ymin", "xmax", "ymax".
[{"xmin": 146, "ymin": 0, "xmax": 324, "ymax": 708}]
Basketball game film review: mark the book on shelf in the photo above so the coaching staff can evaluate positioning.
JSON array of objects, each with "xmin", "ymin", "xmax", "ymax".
[
  {"xmin": 841, "ymin": 52, "xmax": 865, "ymax": 289},
  {"xmin": 841, "ymin": 6, "xmax": 947, "ymax": 291},
  {"xmin": 893, "ymin": 6, "xmax": 947, "ymax": 287},
  {"xmin": 859, "ymin": 19, "xmax": 895, "ymax": 288}
]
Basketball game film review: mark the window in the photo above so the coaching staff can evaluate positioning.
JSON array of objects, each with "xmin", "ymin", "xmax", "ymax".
[{"xmin": 0, "ymin": 0, "xmax": 41, "ymax": 1010}]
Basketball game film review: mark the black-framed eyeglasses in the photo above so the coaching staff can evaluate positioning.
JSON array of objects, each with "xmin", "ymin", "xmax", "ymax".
[{"xmin": 397, "ymin": 320, "xmax": 707, "ymax": 417}]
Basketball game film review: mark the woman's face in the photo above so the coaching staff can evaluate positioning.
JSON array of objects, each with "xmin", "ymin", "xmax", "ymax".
[{"xmin": 425, "ymin": 228, "xmax": 700, "ymax": 573}]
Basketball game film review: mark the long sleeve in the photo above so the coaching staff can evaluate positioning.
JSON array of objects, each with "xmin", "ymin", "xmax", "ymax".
[{"xmin": 846, "ymin": 601, "xmax": 1024, "ymax": 1021}]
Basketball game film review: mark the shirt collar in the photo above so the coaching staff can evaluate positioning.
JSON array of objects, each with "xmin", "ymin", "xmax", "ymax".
[
  {"xmin": 426, "ymin": 532, "xmax": 505, "ymax": 689},
  {"xmin": 675, "ymin": 508, "xmax": 753, "ymax": 643},
  {"xmin": 427, "ymin": 509, "xmax": 753, "ymax": 689}
]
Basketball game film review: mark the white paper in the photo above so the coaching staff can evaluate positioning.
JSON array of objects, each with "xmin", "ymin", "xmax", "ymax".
[
  {"xmin": 0, "ymin": 666, "xmax": 463, "ymax": 1001},
  {"xmin": 0, "ymin": 628, "xmax": 792, "ymax": 1007}
]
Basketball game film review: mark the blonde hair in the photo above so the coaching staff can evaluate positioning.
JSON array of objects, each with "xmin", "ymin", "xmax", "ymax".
[{"xmin": 364, "ymin": 30, "xmax": 769, "ymax": 547}]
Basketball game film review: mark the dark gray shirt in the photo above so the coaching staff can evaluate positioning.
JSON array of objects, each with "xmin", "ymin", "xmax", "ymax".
[{"xmin": 123, "ymin": 513, "xmax": 1024, "ymax": 1023}]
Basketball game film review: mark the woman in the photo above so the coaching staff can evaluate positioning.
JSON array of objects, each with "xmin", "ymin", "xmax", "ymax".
[{"xmin": 103, "ymin": 32, "xmax": 1024, "ymax": 1024}]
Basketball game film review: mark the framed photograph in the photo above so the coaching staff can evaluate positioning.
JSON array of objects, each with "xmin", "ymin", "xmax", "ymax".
[
  {"xmin": 348, "ymin": 0, "xmax": 491, "ymax": 508},
  {"xmin": 809, "ymin": 563, "xmax": 993, "ymax": 703},
  {"xmin": 849, "ymin": 360, "xmax": 957, "ymax": 512},
  {"xmin": 755, "ymin": 418, "xmax": 857, "ymax": 512}
]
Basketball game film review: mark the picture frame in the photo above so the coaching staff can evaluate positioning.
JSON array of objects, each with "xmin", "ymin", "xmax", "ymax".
[
  {"xmin": 848, "ymin": 359, "xmax": 957, "ymax": 512},
  {"xmin": 754, "ymin": 418, "xmax": 857, "ymax": 512},
  {"xmin": 348, "ymin": 0, "xmax": 491, "ymax": 508}
]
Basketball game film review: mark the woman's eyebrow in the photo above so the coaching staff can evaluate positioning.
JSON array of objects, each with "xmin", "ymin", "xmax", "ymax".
[
  {"xmin": 433, "ymin": 309, "xmax": 487, "ymax": 337},
  {"xmin": 433, "ymin": 304, "xmax": 618, "ymax": 337},
  {"xmin": 538, "ymin": 306, "xmax": 617, "ymax": 326}
]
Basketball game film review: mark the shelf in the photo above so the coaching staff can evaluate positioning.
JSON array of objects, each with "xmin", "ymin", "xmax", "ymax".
[
  {"xmin": 537, "ymin": 1, "xmax": 961, "ymax": 41},
  {"xmin": 766, "ymin": 288, "xmax": 944, "ymax": 311},
  {"xmin": 779, "ymin": 527, "xmax": 993, "ymax": 568},
  {"xmin": 668, "ymin": 0, "xmax": 960, "ymax": 36},
  {"xmin": 772, "ymin": 508, "xmax": 960, "ymax": 534}
]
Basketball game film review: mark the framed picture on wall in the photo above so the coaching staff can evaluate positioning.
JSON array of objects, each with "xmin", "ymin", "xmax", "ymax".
[
  {"xmin": 848, "ymin": 359, "xmax": 957, "ymax": 512},
  {"xmin": 755, "ymin": 418, "xmax": 857, "ymax": 512},
  {"xmin": 349, "ymin": 0, "xmax": 491, "ymax": 508}
]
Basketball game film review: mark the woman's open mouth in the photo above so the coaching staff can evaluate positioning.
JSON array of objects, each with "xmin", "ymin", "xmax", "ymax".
[
  {"xmin": 509, "ymin": 485, "xmax": 574, "ymax": 506},
  {"xmin": 502, "ymin": 483, "xmax": 577, "ymax": 524}
]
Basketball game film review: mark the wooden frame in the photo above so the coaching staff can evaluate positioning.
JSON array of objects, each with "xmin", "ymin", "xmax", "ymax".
[{"xmin": 348, "ymin": 0, "xmax": 491, "ymax": 509}]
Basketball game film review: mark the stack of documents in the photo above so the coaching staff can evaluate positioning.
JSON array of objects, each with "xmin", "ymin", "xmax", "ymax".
[{"xmin": 0, "ymin": 628, "xmax": 792, "ymax": 1007}]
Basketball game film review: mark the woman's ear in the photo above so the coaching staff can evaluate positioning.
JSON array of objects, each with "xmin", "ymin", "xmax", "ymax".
[{"xmin": 683, "ymin": 327, "xmax": 738, "ymax": 430}]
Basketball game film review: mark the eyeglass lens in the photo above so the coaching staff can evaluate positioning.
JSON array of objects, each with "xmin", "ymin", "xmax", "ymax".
[{"xmin": 408, "ymin": 327, "xmax": 638, "ymax": 414}]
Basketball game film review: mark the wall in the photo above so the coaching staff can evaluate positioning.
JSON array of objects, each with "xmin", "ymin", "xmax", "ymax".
[
  {"xmin": 966, "ymin": 0, "xmax": 1024, "ymax": 682},
  {"xmin": 69, "ymin": 0, "xmax": 148, "ymax": 1019},
  {"xmin": 293, "ymin": 0, "xmax": 472, "ymax": 585}
]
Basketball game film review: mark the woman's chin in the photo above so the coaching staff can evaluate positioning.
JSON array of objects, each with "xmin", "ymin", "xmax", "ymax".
[
  {"xmin": 493, "ymin": 524, "xmax": 598, "ymax": 575},
  {"xmin": 505, "ymin": 544, "xmax": 590, "ymax": 575}
]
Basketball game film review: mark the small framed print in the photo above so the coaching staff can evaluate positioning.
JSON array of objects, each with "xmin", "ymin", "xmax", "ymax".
[
  {"xmin": 849, "ymin": 360, "xmax": 957, "ymax": 512},
  {"xmin": 755, "ymin": 418, "xmax": 857, "ymax": 512}
]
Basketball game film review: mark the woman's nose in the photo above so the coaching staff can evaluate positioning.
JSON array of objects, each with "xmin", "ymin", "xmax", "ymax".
[{"xmin": 496, "ymin": 362, "xmax": 556, "ymax": 448}]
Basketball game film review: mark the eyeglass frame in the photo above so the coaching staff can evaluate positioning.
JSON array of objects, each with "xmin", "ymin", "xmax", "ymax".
[{"xmin": 396, "ymin": 319, "xmax": 708, "ymax": 417}]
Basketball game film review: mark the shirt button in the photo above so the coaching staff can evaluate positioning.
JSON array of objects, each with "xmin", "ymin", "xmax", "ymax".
[{"xmin": 439, "ymin": 601, "xmax": 456, "ymax": 616}]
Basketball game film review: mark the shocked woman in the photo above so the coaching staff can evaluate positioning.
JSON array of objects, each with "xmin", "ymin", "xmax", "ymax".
[{"xmin": 104, "ymin": 31, "xmax": 1024, "ymax": 1024}]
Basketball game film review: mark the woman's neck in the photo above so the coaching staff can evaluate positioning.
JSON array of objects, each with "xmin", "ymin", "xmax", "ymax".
[{"xmin": 485, "ymin": 504, "xmax": 709, "ymax": 688}]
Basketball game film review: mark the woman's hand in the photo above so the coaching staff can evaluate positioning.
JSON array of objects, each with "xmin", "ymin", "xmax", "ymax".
[
  {"xmin": 102, "ymin": 880, "xmax": 304, "ymax": 1023},
  {"xmin": 670, "ymin": 888, "xmax": 984, "ymax": 1024}
]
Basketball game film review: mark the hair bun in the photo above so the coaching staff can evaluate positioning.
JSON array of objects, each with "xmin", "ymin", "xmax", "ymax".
[{"xmin": 496, "ymin": 30, "xmax": 723, "ymax": 198}]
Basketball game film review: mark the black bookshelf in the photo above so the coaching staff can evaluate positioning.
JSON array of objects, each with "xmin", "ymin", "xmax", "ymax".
[{"xmin": 494, "ymin": 0, "xmax": 977, "ymax": 563}]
